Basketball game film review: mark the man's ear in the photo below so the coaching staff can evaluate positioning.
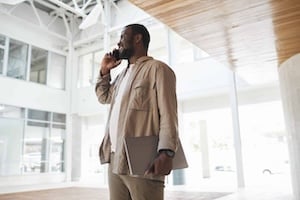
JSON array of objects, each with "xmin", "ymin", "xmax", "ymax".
[{"xmin": 134, "ymin": 33, "xmax": 142, "ymax": 44}]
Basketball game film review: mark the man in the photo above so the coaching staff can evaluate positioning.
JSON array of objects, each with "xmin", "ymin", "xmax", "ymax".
[{"xmin": 95, "ymin": 24, "xmax": 178, "ymax": 200}]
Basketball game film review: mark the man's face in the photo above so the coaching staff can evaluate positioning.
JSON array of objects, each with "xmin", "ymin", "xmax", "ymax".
[{"xmin": 118, "ymin": 27, "xmax": 135, "ymax": 59}]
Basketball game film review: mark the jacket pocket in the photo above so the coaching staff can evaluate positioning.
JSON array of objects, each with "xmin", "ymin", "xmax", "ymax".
[{"xmin": 130, "ymin": 79, "xmax": 151, "ymax": 111}]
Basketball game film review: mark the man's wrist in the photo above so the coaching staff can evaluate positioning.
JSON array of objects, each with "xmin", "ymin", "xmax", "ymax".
[{"xmin": 159, "ymin": 149, "xmax": 175, "ymax": 158}]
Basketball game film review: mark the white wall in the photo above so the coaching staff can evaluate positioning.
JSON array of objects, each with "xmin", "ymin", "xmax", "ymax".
[{"xmin": 0, "ymin": 77, "xmax": 68, "ymax": 113}]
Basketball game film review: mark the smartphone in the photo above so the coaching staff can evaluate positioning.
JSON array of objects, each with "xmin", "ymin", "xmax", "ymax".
[{"xmin": 112, "ymin": 49, "xmax": 120, "ymax": 60}]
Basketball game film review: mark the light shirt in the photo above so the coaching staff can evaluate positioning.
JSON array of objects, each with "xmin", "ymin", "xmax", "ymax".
[{"xmin": 109, "ymin": 64, "xmax": 134, "ymax": 152}]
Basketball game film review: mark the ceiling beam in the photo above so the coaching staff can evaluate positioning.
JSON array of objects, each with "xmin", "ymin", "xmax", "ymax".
[
  {"xmin": 35, "ymin": 0, "xmax": 73, "ymax": 18},
  {"xmin": 46, "ymin": 0, "xmax": 86, "ymax": 17}
]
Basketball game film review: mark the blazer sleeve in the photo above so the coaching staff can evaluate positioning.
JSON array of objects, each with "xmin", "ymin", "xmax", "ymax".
[
  {"xmin": 155, "ymin": 63, "xmax": 179, "ymax": 152},
  {"xmin": 95, "ymin": 73, "xmax": 114, "ymax": 104}
]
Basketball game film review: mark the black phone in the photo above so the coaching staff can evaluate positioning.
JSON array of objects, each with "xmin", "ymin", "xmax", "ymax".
[{"xmin": 112, "ymin": 49, "xmax": 120, "ymax": 60}]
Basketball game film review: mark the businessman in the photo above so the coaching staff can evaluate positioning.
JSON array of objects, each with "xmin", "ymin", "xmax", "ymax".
[{"xmin": 95, "ymin": 23, "xmax": 178, "ymax": 200}]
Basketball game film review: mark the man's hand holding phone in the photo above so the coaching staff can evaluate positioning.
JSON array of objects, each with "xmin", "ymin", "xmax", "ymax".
[{"xmin": 100, "ymin": 50, "xmax": 121, "ymax": 76}]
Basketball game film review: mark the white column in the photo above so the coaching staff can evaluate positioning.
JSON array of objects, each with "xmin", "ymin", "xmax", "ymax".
[
  {"xmin": 70, "ymin": 114, "xmax": 83, "ymax": 181},
  {"xmin": 65, "ymin": 19, "xmax": 75, "ymax": 182},
  {"xmin": 199, "ymin": 120, "xmax": 210, "ymax": 178},
  {"xmin": 278, "ymin": 53, "xmax": 300, "ymax": 200},
  {"xmin": 103, "ymin": 0, "xmax": 111, "ymax": 51},
  {"xmin": 229, "ymin": 70, "xmax": 245, "ymax": 188}
]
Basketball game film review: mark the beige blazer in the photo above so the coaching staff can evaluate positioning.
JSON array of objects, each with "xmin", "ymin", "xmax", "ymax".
[{"xmin": 95, "ymin": 56, "xmax": 178, "ymax": 179}]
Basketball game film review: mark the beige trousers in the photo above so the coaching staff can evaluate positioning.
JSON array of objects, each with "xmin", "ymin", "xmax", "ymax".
[{"xmin": 108, "ymin": 154, "xmax": 165, "ymax": 200}]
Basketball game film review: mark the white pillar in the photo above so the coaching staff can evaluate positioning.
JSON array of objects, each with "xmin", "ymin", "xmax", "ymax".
[
  {"xmin": 199, "ymin": 120, "xmax": 210, "ymax": 178},
  {"xmin": 71, "ymin": 115, "xmax": 83, "ymax": 181},
  {"xmin": 278, "ymin": 54, "xmax": 300, "ymax": 200},
  {"xmin": 229, "ymin": 70, "xmax": 245, "ymax": 188},
  {"xmin": 103, "ymin": 0, "xmax": 111, "ymax": 51}
]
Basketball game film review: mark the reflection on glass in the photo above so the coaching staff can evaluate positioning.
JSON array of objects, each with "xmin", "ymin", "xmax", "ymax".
[
  {"xmin": 47, "ymin": 52, "xmax": 66, "ymax": 89},
  {"xmin": 24, "ymin": 121, "xmax": 50, "ymax": 173},
  {"xmin": 28, "ymin": 109, "xmax": 50, "ymax": 121},
  {"xmin": 0, "ymin": 118, "xmax": 24, "ymax": 176},
  {"xmin": 7, "ymin": 39, "xmax": 28, "ymax": 80},
  {"xmin": 30, "ymin": 46, "xmax": 48, "ymax": 84},
  {"xmin": 0, "ymin": 105, "xmax": 66, "ymax": 175},
  {"xmin": 53, "ymin": 113, "xmax": 66, "ymax": 123},
  {"xmin": 0, "ymin": 48, "xmax": 4, "ymax": 74},
  {"xmin": 51, "ymin": 124, "xmax": 65, "ymax": 172},
  {"xmin": 0, "ymin": 34, "xmax": 5, "ymax": 46}
]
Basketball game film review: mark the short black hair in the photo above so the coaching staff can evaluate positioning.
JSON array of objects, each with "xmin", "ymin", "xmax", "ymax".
[{"xmin": 126, "ymin": 24, "xmax": 150, "ymax": 50}]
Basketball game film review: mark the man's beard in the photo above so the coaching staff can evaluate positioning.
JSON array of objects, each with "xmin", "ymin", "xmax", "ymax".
[{"xmin": 119, "ymin": 47, "xmax": 133, "ymax": 59}]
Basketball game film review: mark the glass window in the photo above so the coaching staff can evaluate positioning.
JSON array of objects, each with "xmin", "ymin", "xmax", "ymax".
[
  {"xmin": 7, "ymin": 39, "xmax": 28, "ymax": 80},
  {"xmin": 23, "ymin": 109, "xmax": 66, "ymax": 174},
  {"xmin": 30, "ymin": 46, "xmax": 48, "ymax": 84},
  {"xmin": 148, "ymin": 26, "xmax": 168, "ymax": 64},
  {"xmin": 53, "ymin": 112, "xmax": 66, "ymax": 123},
  {"xmin": 236, "ymin": 65, "xmax": 291, "ymax": 188},
  {"xmin": 93, "ymin": 51, "xmax": 104, "ymax": 82},
  {"xmin": 0, "ymin": 34, "xmax": 5, "ymax": 46},
  {"xmin": 28, "ymin": 109, "xmax": 50, "ymax": 121},
  {"xmin": 77, "ymin": 47, "xmax": 128, "ymax": 88},
  {"xmin": 50, "ymin": 124, "xmax": 65, "ymax": 172},
  {"xmin": 182, "ymin": 108, "xmax": 237, "ymax": 188},
  {"xmin": 78, "ymin": 53, "xmax": 93, "ymax": 87},
  {"xmin": 0, "ymin": 106, "xmax": 66, "ymax": 175},
  {"xmin": 171, "ymin": 32, "xmax": 194, "ymax": 65},
  {"xmin": 0, "ymin": 48, "xmax": 4, "ymax": 74},
  {"xmin": 81, "ymin": 115, "xmax": 106, "ymax": 183},
  {"xmin": 238, "ymin": 101, "xmax": 290, "ymax": 187},
  {"xmin": 47, "ymin": 52, "xmax": 66, "ymax": 89},
  {"xmin": 193, "ymin": 46, "xmax": 209, "ymax": 60},
  {"xmin": 0, "ymin": 118, "xmax": 24, "ymax": 176},
  {"xmin": 24, "ymin": 121, "xmax": 50, "ymax": 173}
]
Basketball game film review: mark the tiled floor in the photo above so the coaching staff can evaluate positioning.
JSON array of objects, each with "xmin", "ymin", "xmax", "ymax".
[{"xmin": 0, "ymin": 187, "xmax": 231, "ymax": 200}]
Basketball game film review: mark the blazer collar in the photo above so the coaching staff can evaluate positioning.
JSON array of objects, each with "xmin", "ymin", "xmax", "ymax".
[{"xmin": 135, "ymin": 56, "xmax": 153, "ymax": 65}]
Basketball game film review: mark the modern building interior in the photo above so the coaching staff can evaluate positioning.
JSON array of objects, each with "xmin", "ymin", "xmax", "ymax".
[{"xmin": 0, "ymin": 0, "xmax": 300, "ymax": 199}]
